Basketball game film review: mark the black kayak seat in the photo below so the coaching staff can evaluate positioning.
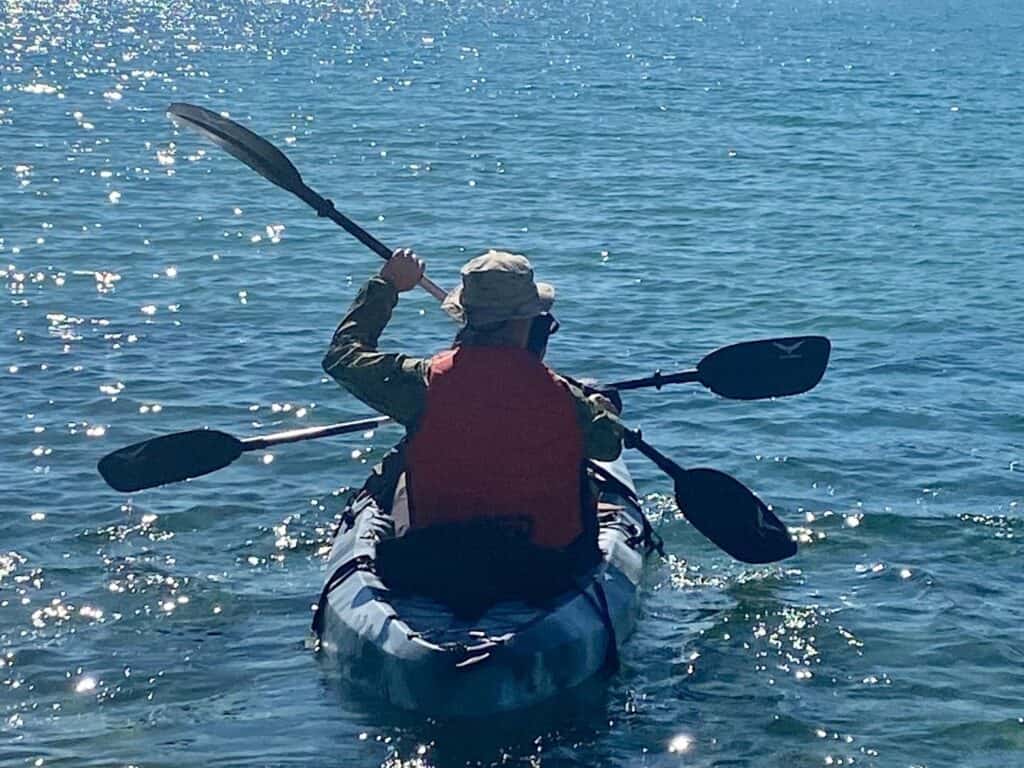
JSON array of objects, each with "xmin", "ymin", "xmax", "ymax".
[{"xmin": 375, "ymin": 518, "xmax": 600, "ymax": 618}]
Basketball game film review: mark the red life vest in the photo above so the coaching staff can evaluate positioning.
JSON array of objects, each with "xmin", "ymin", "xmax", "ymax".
[{"xmin": 406, "ymin": 346, "xmax": 586, "ymax": 549}]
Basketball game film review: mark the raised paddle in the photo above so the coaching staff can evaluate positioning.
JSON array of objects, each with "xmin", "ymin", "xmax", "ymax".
[
  {"xmin": 159, "ymin": 101, "xmax": 809, "ymax": 563},
  {"xmin": 97, "ymin": 416, "xmax": 391, "ymax": 493},
  {"xmin": 166, "ymin": 102, "xmax": 447, "ymax": 302},
  {"xmin": 163, "ymin": 99, "xmax": 825, "ymax": 400}
]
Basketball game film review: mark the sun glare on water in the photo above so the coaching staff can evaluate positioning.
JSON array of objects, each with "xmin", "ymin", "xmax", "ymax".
[{"xmin": 668, "ymin": 733, "xmax": 693, "ymax": 753}]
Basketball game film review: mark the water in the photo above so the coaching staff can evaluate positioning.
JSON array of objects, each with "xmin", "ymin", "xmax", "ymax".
[{"xmin": 2, "ymin": 0, "xmax": 1022, "ymax": 765}]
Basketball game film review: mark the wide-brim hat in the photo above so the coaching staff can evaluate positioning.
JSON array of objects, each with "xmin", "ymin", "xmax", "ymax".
[{"xmin": 442, "ymin": 250, "xmax": 555, "ymax": 326}]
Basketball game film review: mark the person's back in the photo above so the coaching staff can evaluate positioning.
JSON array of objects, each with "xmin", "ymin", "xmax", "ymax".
[
  {"xmin": 407, "ymin": 344, "xmax": 585, "ymax": 549},
  {"xmin": 321, "ymin": 248, "xmax": 623, "ymax": 607}
]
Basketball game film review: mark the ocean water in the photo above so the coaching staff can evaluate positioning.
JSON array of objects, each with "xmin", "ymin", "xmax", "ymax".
[{"xmin": 2, "ymin": 0, "xmax": 1022, "ymax": 765}]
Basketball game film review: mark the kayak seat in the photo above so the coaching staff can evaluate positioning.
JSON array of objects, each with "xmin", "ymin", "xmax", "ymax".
[{"xmin": 375, "ymin": 519, "xmax": 600, "ymax": 619}]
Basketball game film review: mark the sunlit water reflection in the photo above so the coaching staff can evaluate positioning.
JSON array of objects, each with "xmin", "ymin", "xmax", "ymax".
[{"xmin": 3, "ymin": 0, "xmax": 1023, "ymax": 766}]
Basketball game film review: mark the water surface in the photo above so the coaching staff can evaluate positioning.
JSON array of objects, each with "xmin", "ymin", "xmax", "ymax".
[{"xmin": 2, "ymin": 1, "xmax": 1022, "ymax": 766}]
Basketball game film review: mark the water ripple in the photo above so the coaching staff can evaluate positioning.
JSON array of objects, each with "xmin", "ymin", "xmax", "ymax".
[{"xmin": 3, "ymin": 0, "xmax": 1024, "ymax": 765}]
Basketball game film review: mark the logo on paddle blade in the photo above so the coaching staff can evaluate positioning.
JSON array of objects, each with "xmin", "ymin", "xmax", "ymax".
[{"xmin": 772, "ymin": 340, "xmax": 805, "ymax": 359}]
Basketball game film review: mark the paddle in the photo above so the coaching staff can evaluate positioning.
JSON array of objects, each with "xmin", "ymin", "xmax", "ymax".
[
  {"xmin": 99, "ymin": 414, "xmax": 795, "ymax": 562},
  {"xmin": 97, "ymin": 416, "xmax": 391, "ymax": 493},
  {"xmin": 164, "ymin": 99, "xmax": 825, "ymax": 403},
  {"xmin": 160, "ymin": 101, "xmax": 807, "ymax": 562},
  {"xmin": 622, "ymin": 430, "xmax": 796, "ymax": 563},
  {"xmin": 98, "ymin": 336, "xmax": 829, "ymax": 493},
  {"xmin": 610, "ymin": 336, "xmax": 830, "ymax": 400},
  {"xmin": 166, "ymin": 102, "xmax": 447, "ymax": 301}
]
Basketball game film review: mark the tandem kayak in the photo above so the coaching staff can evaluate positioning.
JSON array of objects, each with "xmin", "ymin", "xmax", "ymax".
[{"xmin": 312, "ymin": 456, "xmax": 659, "ymax": 718}]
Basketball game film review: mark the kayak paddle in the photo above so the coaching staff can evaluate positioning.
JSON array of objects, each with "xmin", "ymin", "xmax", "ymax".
[
  {"xmin": 610, "ymin": 336, "xmax": 830, "ymax": 400},
  {"xmin": 100, "ymin": 412, "xmax": 795, "ymax": 562},
  {"xmin": 165, "ymin": 100, "xmax": 825, "ymax": 402},
  {"xmin": 159, "ymin": 101, "xmax": 812, "ymax": 562},
  {"xmin": 97, "ymin": 416, "xmax": 391, "ymax": 493},
  {"xmin": 94, "ymin": 335, "xmax": 827, "ymax": 495},
  {"xmin": 166, "ymin": 102, "xmax": 447, "ymax": 301},
  {"xmin": 623, "ymin": 430, "xmax": 796, "ymax": 563},
  {"xmin": 165, "ymin": 99, "xmax": 827, "ymax": 402}
]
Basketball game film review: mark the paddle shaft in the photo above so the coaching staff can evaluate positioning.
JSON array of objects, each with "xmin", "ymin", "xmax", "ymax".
[
  {"xmin": 294, "ymin": 186, "xmax": 448, "ymax": 301},
  {"xmin": 622, "ymin": 428, "xmax": 678, "ymax": 475},
  {"xmin": 240, "ymin": 415, "xmax": 392, "ymax": 451},
  {"xmin": 612, "ymin": 369, "xmax": 698, "ymax": 391}
]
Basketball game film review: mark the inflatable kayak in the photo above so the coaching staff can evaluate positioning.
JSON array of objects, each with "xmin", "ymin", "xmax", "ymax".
[{"xmin": 312, "ymin": 456, "xmax": 658, "ymax": 718}]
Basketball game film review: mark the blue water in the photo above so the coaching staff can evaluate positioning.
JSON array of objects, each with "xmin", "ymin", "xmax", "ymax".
[{"xmin": 3, "ymin": 0, "xmax": 1023, "ymax": 765}]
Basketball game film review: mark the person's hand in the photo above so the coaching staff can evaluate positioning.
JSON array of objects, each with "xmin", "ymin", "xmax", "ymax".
[
  {"xmin": 563, "ymin": 375, "xmax": 624, "ymax": 415},
  {"xmin": 380, "ymin": 248, "xmax": 425, "ymax": 293},
  {"xmin": 584, "ymin": 382, "xmax": 622, "ymax": 415},
  {"xmin": 588, "ymin": 391, "xmax": 622, "ymax": 416}
]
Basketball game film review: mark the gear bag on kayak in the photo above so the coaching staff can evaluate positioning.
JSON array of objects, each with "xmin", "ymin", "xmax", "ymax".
[{"xmin": 406, "ymin": 346, "xmax": 586, "ymax": 549}]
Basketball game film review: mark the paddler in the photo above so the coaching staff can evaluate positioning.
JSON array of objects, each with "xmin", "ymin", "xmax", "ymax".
[{"xmin": 322, "ymin": 249, "xmax": 623, "ymax": 599}]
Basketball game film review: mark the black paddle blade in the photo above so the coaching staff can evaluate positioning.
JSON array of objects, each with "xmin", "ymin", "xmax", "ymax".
[
  {"xmin": 698, "ymin": 336, "xmax": 831, "ymax": 400},
  {"xmin": 98, "ymin": 429, "xmax": 243, "ymax": 493},
  {"xmin": 167, "ymin": 103, "xmax": 306, "ymax": 195},
  {"xmin": 674, "ymin": 467, "xmax": 797, "ymax": 564}
]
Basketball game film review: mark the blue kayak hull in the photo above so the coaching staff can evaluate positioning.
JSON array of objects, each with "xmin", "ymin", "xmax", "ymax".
[{"xmin": 316, "ymin": 458, "xmax": 651, "ymax": 717}]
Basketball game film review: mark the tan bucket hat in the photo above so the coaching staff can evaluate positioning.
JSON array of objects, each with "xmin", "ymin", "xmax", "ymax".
[{"xmin": 442, "ymin": 250, "xmax": 555, "ymax": 326}]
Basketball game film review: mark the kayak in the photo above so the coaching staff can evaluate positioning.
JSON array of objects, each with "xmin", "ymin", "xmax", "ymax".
[{"xmin": 312, "ymin": 456, "xmax": 658, "ymax": 718}]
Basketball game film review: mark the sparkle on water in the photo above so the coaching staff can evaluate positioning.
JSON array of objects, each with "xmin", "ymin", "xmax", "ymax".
[{"xmin": 2, "ymin": 0, "xmax": 1023, "ymax": 766}]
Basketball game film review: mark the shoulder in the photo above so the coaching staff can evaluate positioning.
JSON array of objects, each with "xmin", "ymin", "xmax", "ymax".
[{"xmin": 550, "ymin": 369, "xmax": 584, "ymax": 397}]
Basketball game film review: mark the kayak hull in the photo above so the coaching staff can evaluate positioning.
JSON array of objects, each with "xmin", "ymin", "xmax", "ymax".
[{"xmin": 316, "ymin": 458, "xmax": 651, "ymax": 718}]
